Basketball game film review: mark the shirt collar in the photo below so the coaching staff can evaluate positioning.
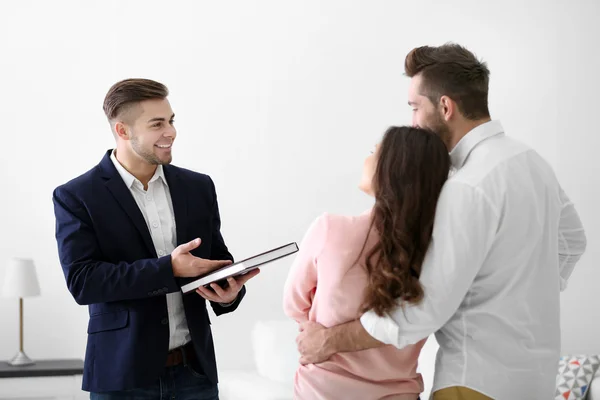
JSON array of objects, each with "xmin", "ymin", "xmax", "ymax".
[
  {"xmin": 110, "ymin": 149, "xmax": 168, "ymax": 189},
  {"xmin": 449, "ymin": 120, "xmax": 505, "ymax": 169}
]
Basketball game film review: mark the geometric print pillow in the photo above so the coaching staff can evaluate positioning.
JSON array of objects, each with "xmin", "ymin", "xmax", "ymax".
[{"xmin": 555, "ymin": 355, "xmax": 600, "ymax": 400}]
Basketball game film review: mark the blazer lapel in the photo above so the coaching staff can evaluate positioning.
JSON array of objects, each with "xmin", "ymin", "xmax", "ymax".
[
  {"xmin": 163, "ymin": 166, "xmax": 188, "ymax": 246},
  {"xmin": 99, "ymin": 151, "xmax": 157, "ymax": 257}
]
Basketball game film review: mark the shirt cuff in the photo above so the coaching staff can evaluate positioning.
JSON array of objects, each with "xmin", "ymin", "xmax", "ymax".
[
  {"xmin": 218, "ymin": 293, "xmax": 239, "ymax": 307},
  {"xmin": 360, "ymin": 310, "xmax": 400, "ymax": 347},
  {"xmin": 559, "ymin": 277, "xmax": 568, "ymax": 292},
  {"xmin": 218, "ymin": 299, "xmax": 236, "ymax": 307}
]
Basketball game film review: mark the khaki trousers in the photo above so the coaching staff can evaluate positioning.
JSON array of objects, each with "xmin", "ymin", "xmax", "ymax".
[{"xmin": 432, "ymin": 386, "xmax": 493, "ymax": 400}]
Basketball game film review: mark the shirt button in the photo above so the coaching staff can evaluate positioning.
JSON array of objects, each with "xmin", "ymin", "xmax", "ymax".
[
  {"xmin": 146, "ymin": 195, "xmax": 153, "ymax": 201},
  {"xmin": 158, "ymin": 250, "xmax": 165, "ymax": 256},
  {"xmin": 152, "ymin": 221, "xmax": 159, "ymax": 228},
  {"xmin": 161, "ymin": 318, "xmax": 168, "ymax": 325}
]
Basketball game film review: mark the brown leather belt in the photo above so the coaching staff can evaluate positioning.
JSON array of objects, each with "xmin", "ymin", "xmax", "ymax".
[{"xmin": 165, "ymin": 342, "xmax": 195, "ymax": 367}]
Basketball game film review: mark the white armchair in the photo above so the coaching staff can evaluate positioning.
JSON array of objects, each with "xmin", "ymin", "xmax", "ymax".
[{"xmin": 218, "ymin": 320, "xmax": 296, "ymax": 399}]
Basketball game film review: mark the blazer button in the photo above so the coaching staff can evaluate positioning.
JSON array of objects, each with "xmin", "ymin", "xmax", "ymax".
[
  {"xmin": 148, "ymin": 292, "xmax": 153, "ymax": 296},
  {"xmin": 161, "ymin": 318, "xmax": 168, "ymax": 325}
]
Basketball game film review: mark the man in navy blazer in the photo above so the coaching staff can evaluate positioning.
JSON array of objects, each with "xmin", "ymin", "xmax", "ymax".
[{"xmin": 53, "ymin": 78, "xmax": 259, "ymax": 399}]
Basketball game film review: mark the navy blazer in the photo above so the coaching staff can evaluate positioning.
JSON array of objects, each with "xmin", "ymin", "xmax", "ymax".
[{"xmin": 52, "ymin": 150, "xmax": 245, "ymax": 392}]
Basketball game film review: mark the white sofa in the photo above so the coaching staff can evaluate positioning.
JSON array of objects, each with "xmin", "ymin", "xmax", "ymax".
[{"xmin": 218, "ymin": 320, "xmax": 600, "ymax": 400}]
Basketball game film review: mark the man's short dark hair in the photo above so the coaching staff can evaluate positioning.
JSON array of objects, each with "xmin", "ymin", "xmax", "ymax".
[
  {"xmin": 103, "ymin": 78, "xmax": 169, "ymax": 121},
  {"xmin": 405, "ymin": 43, "xmax": 490, "ymax": 120}
]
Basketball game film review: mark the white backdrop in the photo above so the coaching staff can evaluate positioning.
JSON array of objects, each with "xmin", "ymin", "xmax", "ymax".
[{"xmin": 0, "ymin": 0, "xmax": 597, "ymax": 372}]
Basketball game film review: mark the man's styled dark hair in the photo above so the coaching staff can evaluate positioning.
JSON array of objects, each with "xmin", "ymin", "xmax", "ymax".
[
  {"xmin": 405, "ymin": 43, "xmax": 490, "ymax": 120},
  {"xmin": 103, "ymin": 78, "xmax": 169, "ymax": 122}
]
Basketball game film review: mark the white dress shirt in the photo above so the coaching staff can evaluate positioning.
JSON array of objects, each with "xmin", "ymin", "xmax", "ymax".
[
  {"xmin": 110, "ymin": 150, "xmax": 191, "ymax": 351},
  {"xmin": 360, "ymin": 121, "xmax": 586, "ymax": 399}
]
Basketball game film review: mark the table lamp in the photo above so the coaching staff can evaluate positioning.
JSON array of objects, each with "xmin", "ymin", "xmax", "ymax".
[{"xmin": 1, "ymin": 258, "xmax": 41, "ymax": 366}]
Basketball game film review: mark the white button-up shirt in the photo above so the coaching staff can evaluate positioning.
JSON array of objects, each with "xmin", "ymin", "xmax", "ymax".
[
  {"xmin": 110, "ymin": 150, "xmax": 191, "ymax": 351},
  {"xmin": 360, "ymin": 120, "xmax": 586, "ymax": 399}
]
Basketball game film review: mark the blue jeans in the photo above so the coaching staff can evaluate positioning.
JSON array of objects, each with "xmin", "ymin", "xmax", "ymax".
[{"xmin": 90, "ymin": 361, "xmax": 218, "ymax": 400}]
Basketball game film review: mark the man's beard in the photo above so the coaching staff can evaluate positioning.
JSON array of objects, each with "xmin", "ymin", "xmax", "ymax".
[
  {"xmin": 424, "ymin": 111, "xmax": 452, "ymax": 150},
  {"xmin": 131, "ymin": 134, "xmax": 172, "ymax": 165}
]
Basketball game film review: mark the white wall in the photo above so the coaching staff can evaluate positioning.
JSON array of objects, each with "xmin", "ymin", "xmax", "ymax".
[{"xmin": 0, "ymin": 0, "xmax": 597, "ymax": 373}]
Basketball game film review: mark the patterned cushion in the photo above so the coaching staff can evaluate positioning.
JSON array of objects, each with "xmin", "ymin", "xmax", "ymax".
[{"xmin": 555, "ymin": 355, "xmax": 600, "ymax": 400}]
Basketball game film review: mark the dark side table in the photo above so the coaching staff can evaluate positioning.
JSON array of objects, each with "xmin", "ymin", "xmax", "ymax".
[{"xmin": 0, "ymin": 359, "xmax": 85, "ymax": 399}]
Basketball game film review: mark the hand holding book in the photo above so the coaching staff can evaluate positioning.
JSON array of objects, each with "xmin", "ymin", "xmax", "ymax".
[
  {"xmin": 196, "ymin": 268, "xmax": 261, "ymax": 304},
  {"xmin": 180, "ymin": 242, "xmax": 299, "ymax": 293}
]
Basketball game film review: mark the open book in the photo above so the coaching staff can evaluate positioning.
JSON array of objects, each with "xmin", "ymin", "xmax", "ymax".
[{"xmin": 181, "ymin": 242, "xmax": 299, "ymax": 294}]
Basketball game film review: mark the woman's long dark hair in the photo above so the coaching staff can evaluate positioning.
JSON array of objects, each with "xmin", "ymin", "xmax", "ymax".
[{"xmin": 361, "ymin": 126, "xmax": 450, "ymax": 316}]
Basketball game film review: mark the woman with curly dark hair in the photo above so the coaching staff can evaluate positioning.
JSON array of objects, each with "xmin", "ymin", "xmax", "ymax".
[{"xmin": 283, "ymin": 125, "xmax": 450, "ymax": 400}]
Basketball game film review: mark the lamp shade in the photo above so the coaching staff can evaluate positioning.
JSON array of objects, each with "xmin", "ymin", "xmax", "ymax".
[{"xmin": 1, "ymin": 258, "xmax": 41, "ymax": 298}]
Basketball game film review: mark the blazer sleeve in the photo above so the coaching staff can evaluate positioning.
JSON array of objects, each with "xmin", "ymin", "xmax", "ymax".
[
  {"xmin": 205, "ymin": 176, "xmax": 246, "ymax": 316},
  {"xmin": 53, "ymin": 185, "xmax": 180, "ymax": 305}
]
